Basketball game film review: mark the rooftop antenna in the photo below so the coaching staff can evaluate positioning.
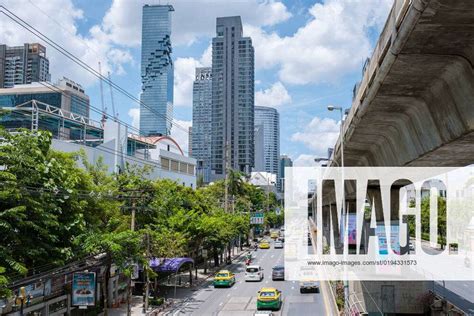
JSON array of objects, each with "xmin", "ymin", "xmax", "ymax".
[
  {"xmin": 107, "ymin": 71, "xmax": 117, "ymax": 120},
  {"xmin": 98, "ymin": 62, "xmax": 107, "ymax": 126}
]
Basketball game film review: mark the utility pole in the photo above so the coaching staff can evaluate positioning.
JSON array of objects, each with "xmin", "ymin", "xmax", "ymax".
[
  {"xmin": 128, "ymin": 194, "xmax": 137, "ymax": 316},
  {"xmin": 143, "ymin": 232, "xmax": 150, "ymax": 313}
]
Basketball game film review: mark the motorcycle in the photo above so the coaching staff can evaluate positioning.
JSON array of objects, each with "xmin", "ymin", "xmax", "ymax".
[{"xmin": 245, "ymin": 258, "xmax": 251, "ymax": 265}]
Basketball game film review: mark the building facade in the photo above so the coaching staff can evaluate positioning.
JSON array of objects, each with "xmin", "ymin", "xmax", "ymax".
[
  {"xmin": 254, "ymin": 124, "xmax": 265, "ymax": 172},
  {"xmin": 211, "ymin": 16, "xmax": 254, "ymax": 178},
  {"xmin": 139, "ymin": 4, "xmax": 174, "ymax": 136},
  {"xmin": 0, "ymin": 78, "xmax": 89, "ymax": 116},
  {"xmin": 278, "ymin": 154, "xmax": 293, "ymax": 192},
  {"xmin": 254, "ymin": 106, "xmax": 280, "ymax": 177},
  {"xmin": 0, "ymin": 43, "xmax": 50, "ymax": 88},
  {"xmin": 191, "ymin": 67, "xmax": 212, "ymax": 183}
]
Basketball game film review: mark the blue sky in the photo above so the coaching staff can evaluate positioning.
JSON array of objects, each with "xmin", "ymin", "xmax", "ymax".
[{"xmin": 0, "ymin": 0, "xmax": 393, "ymax": 165}]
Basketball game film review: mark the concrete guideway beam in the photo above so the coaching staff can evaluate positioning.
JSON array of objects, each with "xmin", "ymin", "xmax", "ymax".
[{"xmin": 330, "ymin": 0, "xmax": 474, "ymax": 168}]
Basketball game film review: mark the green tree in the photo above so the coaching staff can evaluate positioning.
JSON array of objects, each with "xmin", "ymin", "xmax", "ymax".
[{"xmin": 0, "ymin": 129, "xmax": 95, "ymax": 277}]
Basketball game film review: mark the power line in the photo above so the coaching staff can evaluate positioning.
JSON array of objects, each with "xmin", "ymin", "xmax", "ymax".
[
  {"xmin": 0, "ymin": 54, "xmax": 188, "ymax": 156},
  {"xmin": 0, "ymin": 4, "xmax": 190, "ymax": 135}
]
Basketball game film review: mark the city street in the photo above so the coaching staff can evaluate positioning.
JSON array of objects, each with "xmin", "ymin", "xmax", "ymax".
[{"xmin": 163, "ymin": 238, "xmax": 330, "ymax": 315}]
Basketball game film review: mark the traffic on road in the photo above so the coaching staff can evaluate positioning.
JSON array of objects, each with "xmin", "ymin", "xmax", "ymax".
[{"xmin": 165, "ymin": 228, "xmax": 330, "ymax": 315}]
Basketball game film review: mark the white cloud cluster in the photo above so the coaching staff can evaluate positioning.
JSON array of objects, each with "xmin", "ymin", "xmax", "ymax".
[
  {"xmin": 255, "ymin": 81, "xmax": 291, "ymax": 108},
  {"xmin": 291, "ymin": 116, "xmax": 340, "ymax": 157},
  {"xmin": 293, "ymin": 154, "xmax": 318, "ymax": 167},
  {"xmin": 128, "ymin": 107, "xmax": 140, "ymax": 129},
  {"xmin": 245, "ymin": 0, "xmax": 392, "ymax": 84},
  {"xmin": 173, "ymin": 45, "xmax": 212, "ymax": 107},
  {"xmin": 98, "ymin": 0, "xmax": 292, "ymax": 47},
  {"xmin": 170, "ymin": 119, "xmax": 192, "ymax": 155},
  {"xmin": 0, "ymin": 0, "xmax": 134, "ymax": 87}
]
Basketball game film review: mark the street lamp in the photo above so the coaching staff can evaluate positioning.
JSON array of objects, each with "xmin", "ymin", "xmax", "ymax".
[{"xmin": 328, "ymin": 104, "xmax": 349, "ymax": 310}]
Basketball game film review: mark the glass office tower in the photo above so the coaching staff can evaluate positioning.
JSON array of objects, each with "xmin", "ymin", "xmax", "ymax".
[
  {"xmin": 211, "ymin": 16, "xmax": 255, "ymax": 178},
  {"xmin": 191, "ymin": 67, "xmax": 212, "ymax": 183},
  {"xmin": 254, "ymin": 106, "xmax": 280, "ymax": 177},
  {"xmin": 139, "ymin": 4, "xmax": 174, "ymax": 136}
]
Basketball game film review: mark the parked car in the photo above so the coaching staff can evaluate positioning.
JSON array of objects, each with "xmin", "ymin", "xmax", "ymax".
[
  {"xmin": 271, "ymin": 265, "xmax": 284, "ymax": 281},
  {"xmin": 299, "ymin": 280, "xmax": 319, "ymax": 293},
  {"xmin": 245, "ymin": 265, "xmax": 264, "ymax": 282},
  {"xmin": 213, "ymin": 270, "xmax": 236, "ymax": 288},
  {"xmin": 257, "ymin": 287, "xmax": 282, "ymax": 311}
]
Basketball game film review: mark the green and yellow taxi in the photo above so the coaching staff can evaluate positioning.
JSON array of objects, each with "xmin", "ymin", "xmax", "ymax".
[
  {"xmin": 213, "ymin": 270, "xmax": 236, "ymax": 288},
  {"xmin": 259, "ymin": 240, "xmax": 270, "ymax": 249},
  {"xmin": 256, "ymin": 287, "xmax": 282, "ymax": 310}
]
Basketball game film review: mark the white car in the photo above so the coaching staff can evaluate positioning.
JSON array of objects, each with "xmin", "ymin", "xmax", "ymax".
[
  {"xmin": 245, "ymin": 265, "xmax": 264, "ymax": 282},
  {"xmin": 274, "ymin": 240, "xmax": 283, "ymax": 249}
]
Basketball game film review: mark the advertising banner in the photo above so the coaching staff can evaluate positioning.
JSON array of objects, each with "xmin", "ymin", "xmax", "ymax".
[{"xmin": 72, "ymin": 272, "xmax": 96, "ymax": 307}]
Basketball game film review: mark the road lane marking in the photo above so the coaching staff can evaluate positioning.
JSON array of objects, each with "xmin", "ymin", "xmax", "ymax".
[
  {"xmin": 271, "ymin": 255, "xmax": 274, "ymax": 258},
  {"xmin": 291, "ymin": 286, "xmax": 294, "ymax": 290},
  {"xmin": 227, "ymin": 294, "xmax": 230, "ymax": 297},
  {"xmin": 219, "ymin": 302, "xmax": 223, "ymax": 306}
]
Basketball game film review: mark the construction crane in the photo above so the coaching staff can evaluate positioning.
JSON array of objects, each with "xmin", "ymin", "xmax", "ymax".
[
  {"xmin": 98, "ymin": 62, "xmax": 107, "ymax": 126},
  {"xmin": 108, "ymin": 71, "xmax": 117, "ymax": 120}
]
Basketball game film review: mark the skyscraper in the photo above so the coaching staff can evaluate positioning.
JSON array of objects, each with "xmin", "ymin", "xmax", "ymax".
[
  {"xmin": 191, "ymin": 67, "xmax": 212, "ymax": 183},
  {"xmin": 211, "ymin": 16, "xmax": 254, "ymax": 178},
  {"xmin": 254, "ymin": 106, "xmax": 280, "ymax": 177},
  {"xmin": 0, "ymin": 43, "xmax": 50, "ymax": 88},
  {"xmin": 139, "ymin": 4, "xmax": 174, "ymax": 136},
  {"xmin": 278, "ymin": 155, "xmax": 293, "ymax": 192}
]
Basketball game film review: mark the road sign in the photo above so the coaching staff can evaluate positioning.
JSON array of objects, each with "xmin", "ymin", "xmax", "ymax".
[
  {"xmin": 250, "ymin": 212, "xmax": 264, "ymax": 224},
  {"xmin": 275, "ymin": 207, "xmax": 281, "ymax": 215}
]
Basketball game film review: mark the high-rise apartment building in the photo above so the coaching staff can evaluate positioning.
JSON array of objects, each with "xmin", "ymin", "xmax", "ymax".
[
  {"xmin": 211, "ymin": 16, "xmax": 254, "ymax": 177},
  {"xmin": 278, "ymin": 154, "xmax": 292, "ymax": 192},
  {"xmin": 0, "ymin": 43, "xmax": 50, "ymax": 88},
  {"xmin": 139, "ymin": 4, "xmax": 174, "ymax": 136},
  {"xmin": 191, "ymin": 67, "xmax": 212, "ymax": 183},
  {"xmin": 254, "ymin": 106, "xmax": 280, "ymax": 177}
]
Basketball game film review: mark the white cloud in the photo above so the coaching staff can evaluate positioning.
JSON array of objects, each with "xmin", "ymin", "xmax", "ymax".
[
  {"xmin": 291, "ymin": 116, "xmax": 340, "ymax": 157},
  {"xmin": 0, "ymin": 0, "xmax": 134, "ymax": 86},
  {"xmin": 255, "ymin": 81, "xmax": 291, "ymax": 108},
  {"xmin": 245, "ymin": 0, "xmax": 392, "ymax": 84},
  {"xmin": 98, "ymin": 0, "xmax": 291, "ymax": 47},
  {"xmin": 128, "ymin": 108, "xmax": 140, "ymax": 129},
  {"xmin": 170, "ymin": 119, "xmax": 192, "ymax": 155},
  {"xmin": 173, "ymin": 46, "xmax": 211, "ymax": 107},
  {"xmin": 293, "ymin": 154, "xmax": 318, "ymax": 167}
]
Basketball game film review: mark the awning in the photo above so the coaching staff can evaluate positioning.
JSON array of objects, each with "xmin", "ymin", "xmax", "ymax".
[{"xmin": 150, "ymin": 257, "xmax": 194, "ymax": 273}]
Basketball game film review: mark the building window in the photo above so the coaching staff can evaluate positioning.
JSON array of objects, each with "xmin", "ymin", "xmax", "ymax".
[
  {"xmin": 161, "ymin": 157, "xmax": 170, "ymax": 170},
  {"xmin": 188, "ymin": 164, "xmax": 195, "ymax": 175},
  {"xmin": 171, "ymin": 160, "xmax": 179, "ymax": 172},
  {"xmin": 179, "ymin": 162, "xmax": 187, "ymax": 173}
]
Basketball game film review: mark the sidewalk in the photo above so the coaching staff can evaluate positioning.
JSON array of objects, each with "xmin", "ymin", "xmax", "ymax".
[{"xmin": 107, "ymin": 245, "xmax": 252, "ymax": 315}]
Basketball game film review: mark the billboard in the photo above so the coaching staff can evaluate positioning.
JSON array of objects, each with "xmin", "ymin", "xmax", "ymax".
[{"xmin": 72, "ymin": 272, "xmax": 96, "ymax": 307}]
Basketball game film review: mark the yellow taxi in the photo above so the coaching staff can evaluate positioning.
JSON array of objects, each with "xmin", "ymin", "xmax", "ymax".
[
  {"xmin": 256, "ymin": 287, "xmax": 282, "ymax": 310},
  {"xmin": 213, "ymin": 270, "xmax": 236, "ymax": 287},
  {"xmin": 259, "ymin": 240, "xmax": 270, "ymax": 249},
  {"xmin": 270, "ymin": 231, "xmax": 279, "ymax": 239}
]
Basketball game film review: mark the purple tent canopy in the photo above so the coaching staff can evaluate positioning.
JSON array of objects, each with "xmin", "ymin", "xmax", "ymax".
[{"xmin": 149, "ymin": 257, "xmax": 194, "ymax": 273}]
